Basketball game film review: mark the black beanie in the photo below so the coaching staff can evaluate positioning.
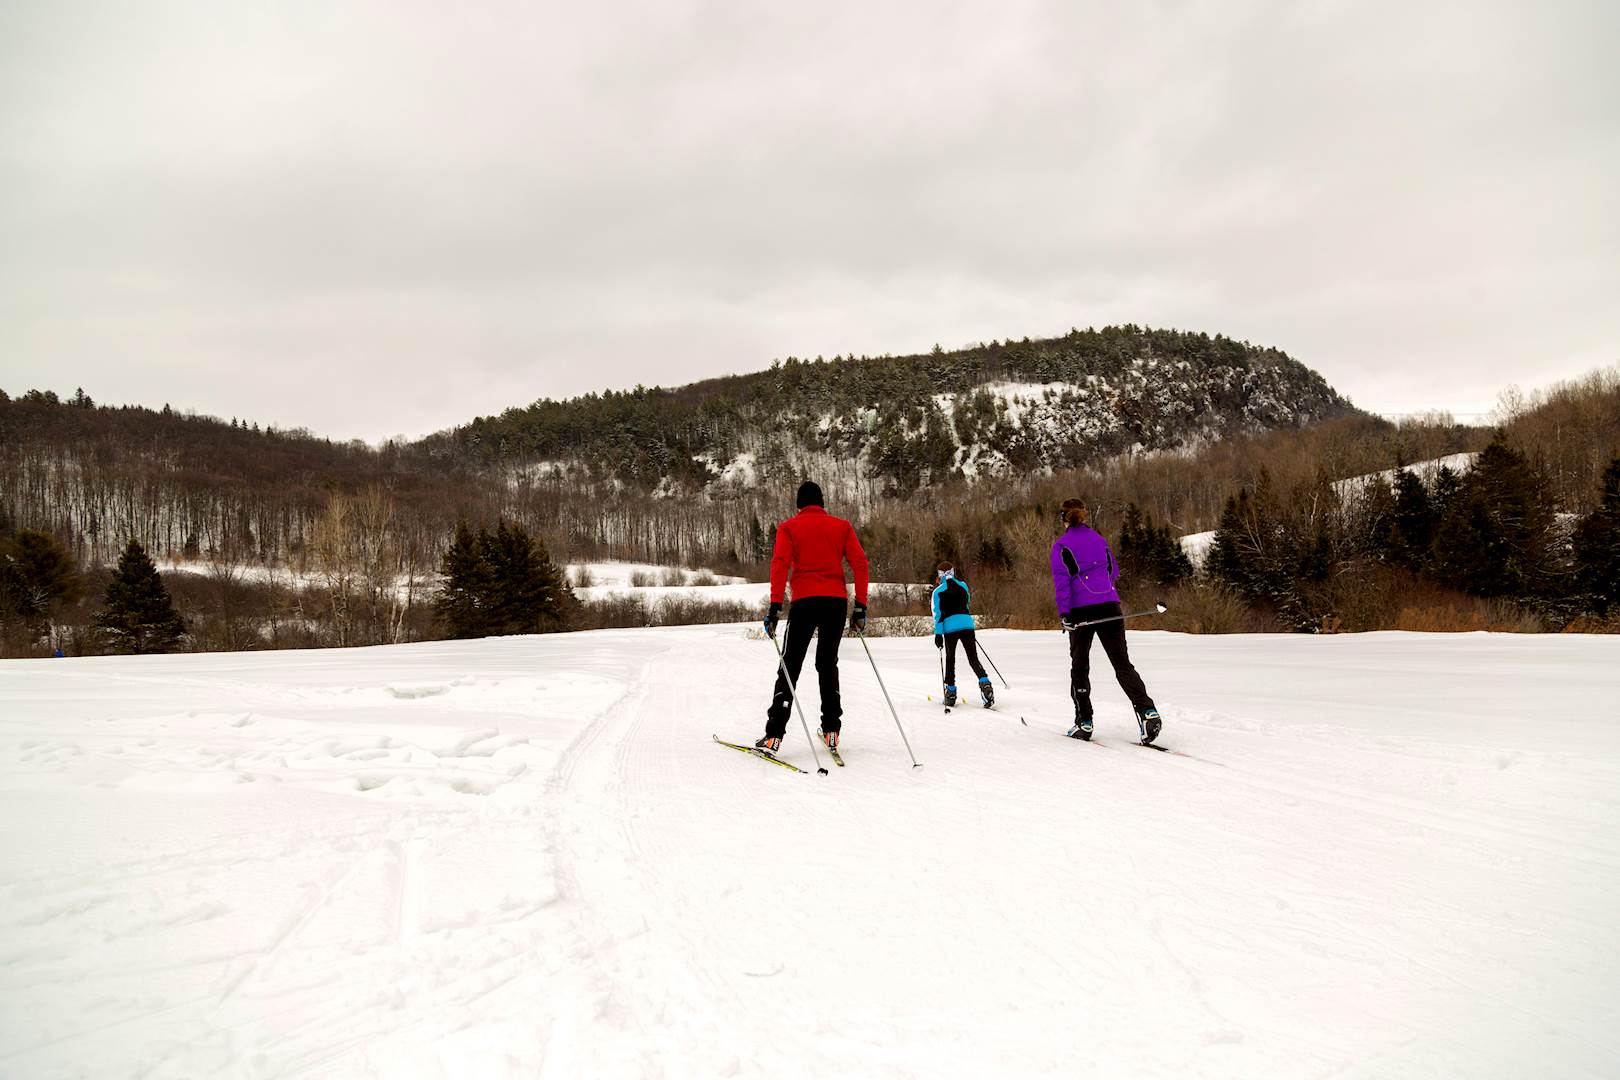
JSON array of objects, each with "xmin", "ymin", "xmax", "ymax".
[{"xmin": 795, "ymin": 480, "xmax": 824, "ymax": 509}]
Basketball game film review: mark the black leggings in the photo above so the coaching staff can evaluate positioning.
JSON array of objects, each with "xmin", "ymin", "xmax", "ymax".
[
  {"xmin": 943, "ymin": 629, "xmax": 988, "ymax": 685},
  {"xmin": 1067, "ymin": 601, "xmax": 1155, "ymax": 720},
  {"xmin": 766, "ymin": 596, "xmax": 847, "ymax": 737}
]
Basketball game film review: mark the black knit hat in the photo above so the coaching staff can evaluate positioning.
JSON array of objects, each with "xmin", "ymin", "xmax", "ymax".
[{"xmin": 795, "ymin": 480, "xmax": 824, "ymax": 509}]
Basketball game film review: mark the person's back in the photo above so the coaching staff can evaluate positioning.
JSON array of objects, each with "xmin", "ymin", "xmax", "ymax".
[
  {"xmin": 930, "ymin": 562, "xmax": 992, "ymax": 707},
  {"xmin": 771, "ymin": 504, "xmax": 868, "ymax": 604},
  {"xmin": 931, "ymin": 574, "xmax": 974, "ymax": 634},
  {"xmin": 1049, "ymin": 498, "xmax": 1160, "ymax": 744},
  {"xmin": 1050, "ymin": 522, "xmax": 1121, "ymax": 611},
  {"xmin": 757, "ymin": 481, "xmax": 869, "ymax": 753}
]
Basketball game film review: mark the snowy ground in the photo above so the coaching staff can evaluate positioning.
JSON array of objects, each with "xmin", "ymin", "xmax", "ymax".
[{"xmin": 3, "ymin": 629, "xmax": 1618, "ymax": 1078}]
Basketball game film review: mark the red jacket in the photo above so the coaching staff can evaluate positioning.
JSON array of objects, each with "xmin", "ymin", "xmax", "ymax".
[{"xmin": 769, "ymin": 506, "xmax": 869, "ymax": 605}]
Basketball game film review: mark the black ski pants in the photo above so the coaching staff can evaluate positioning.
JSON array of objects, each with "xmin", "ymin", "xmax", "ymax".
[
  {"xmin": 766, "ymin": 596, "xmax": 847, "ymax": 738},
  {"xmin": 1067, "ymin": 601, "xmax": 1156, "ymax": 721},
  {"xmin": 942, "ymin": 628, "xmax": 988, "ymax": 685}
]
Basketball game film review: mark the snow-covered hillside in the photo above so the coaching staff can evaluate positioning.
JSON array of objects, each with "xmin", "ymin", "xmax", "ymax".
[{"xmin": 3, "ymin": 629, "xmax": 1618, "ymax": 1077}]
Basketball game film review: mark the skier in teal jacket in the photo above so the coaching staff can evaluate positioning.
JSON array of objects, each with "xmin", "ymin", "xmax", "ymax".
[{"xmin": 932, "ymin": 561, "xmax": 992, "ymax": 708}]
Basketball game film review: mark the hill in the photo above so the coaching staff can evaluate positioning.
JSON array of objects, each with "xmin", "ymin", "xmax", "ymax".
[{"xmin": 423, "ymin": 324, "xmax": 1353, "ymax": 497}]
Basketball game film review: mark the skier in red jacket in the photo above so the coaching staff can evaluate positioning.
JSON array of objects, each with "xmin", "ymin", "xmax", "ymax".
[{"xmin": 757, "ymin": 481, "xmax": 870, "ymax": 753}]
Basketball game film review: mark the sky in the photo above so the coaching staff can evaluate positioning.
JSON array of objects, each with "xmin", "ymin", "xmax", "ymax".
[{"xmin": 2, "ymin": 0, "xmax": 1615, "ymax": 443}]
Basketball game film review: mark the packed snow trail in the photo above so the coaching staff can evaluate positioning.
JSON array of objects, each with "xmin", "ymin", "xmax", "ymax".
[{"xmin": 2, "ymin": 628, "xmax": 1618, "ymax": 1078}]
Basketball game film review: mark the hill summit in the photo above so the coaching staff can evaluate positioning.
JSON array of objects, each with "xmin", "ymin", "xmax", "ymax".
[{"xmin": 424, "ymin": 324, "xmax": 1352, "ymax": 498}]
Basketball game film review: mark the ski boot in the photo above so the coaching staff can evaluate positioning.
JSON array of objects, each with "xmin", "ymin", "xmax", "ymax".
[
  {"xmin": 1065, "ymin": 719, "xmax": 1094, "ymax": 741},
  {"xmin": 979, "ymin": 677, "xmax": 994, "ymax": 708},
  {"xmin": 818, "ymin": 728, "xmax": 839, "ymax": 750},
  {"xmin": 755, "ymin": 734, "xmax": 782, "ymax": 753},
  {"xmin": 1136, "ymin": 707, "xmax": 1162, "ymax": 746},
  {"xmin": 943, "ymin": 684, "xmax": 958, "ymax": 708}
]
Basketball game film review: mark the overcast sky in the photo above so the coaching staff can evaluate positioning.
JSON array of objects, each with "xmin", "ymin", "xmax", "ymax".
[{"xmin": 2, "ymin": 0, "xmax": 1615, "ymax": 442}]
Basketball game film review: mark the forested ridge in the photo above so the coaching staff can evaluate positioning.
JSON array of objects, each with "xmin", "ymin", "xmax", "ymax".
[{"xmin": 424, "ymin": 325, "xmax": 1351, "ymax": 489}]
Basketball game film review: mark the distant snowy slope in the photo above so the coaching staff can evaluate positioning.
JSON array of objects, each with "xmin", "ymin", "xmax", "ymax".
[
  {"xmin": 1179, "ymin": 529, "xmax": 1217, "ymax": 569},
  {"xmin": 1178, "ymin": 452, "xmax": 1481, "ymax": 563},
  {"xmin": 3, "ymin": 629, "xmax": 1617, "ymax": 1077},
  {"xmin": 1333, "ymin": 451, "xmax": 1479, "ymax": 500}
]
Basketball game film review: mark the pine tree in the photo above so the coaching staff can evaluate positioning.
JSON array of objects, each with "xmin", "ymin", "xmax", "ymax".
[
  {"xmin": 1209, "ymin": 473, "xmax": 1336, "ymax": 631},
  {"xmin": 1432, "ymin": 435, "xmax": 1562, "ymax": 600},
  {"xmin": 96, "ymin": 539, "xmax": 186, "ymax": 654},
  {"xmin": 438, "ymin": 520, "xmax": 574, "ymax": 638},
  {"xmin": 1573, "ymin": 456, "xmax": 1620, "ymax": 615},
  {"xmin": 0, "ymin": 529, "xmax": 82, "ymax": 619},
  {"xmin": 437, "ymin": 522, "xmax": 493, "ymax": 638},
  {"xmin": 1116, "ymin": 504, "xmax": 1191, "ymax": 589},
  {"xmin": 1388, "ymin": 468, "xmax": 1437, "ymax": 568},
  {"xmin": 1353, "ymin": 474, "xmax": 1396, "ymax": 559},
  {"xmin": 1, "ymin": 529, "xmax": 83, "ymax": 647}
]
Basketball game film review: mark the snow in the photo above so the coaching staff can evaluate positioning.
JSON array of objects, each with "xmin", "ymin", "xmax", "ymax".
[
  {"xmin": 566, "ymin": 561, "xmax": 747, "ymax": 589},
  {"xmin": 3, "ymin": 628, "xmax": 1618, "ymax": 1077},
  {"xmin": 1179, "ymin": 529, "xmax": 1217, "ymax": 569},
  {"xmin": 566, "ymin": 561, "xmax": 763, "ymax": 608},
  {"xmin": 1334, "ymin": 452, "xmax": 1479, "ymax": 500}
]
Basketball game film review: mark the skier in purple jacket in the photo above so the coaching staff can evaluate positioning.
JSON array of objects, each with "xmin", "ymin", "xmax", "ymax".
[{"xmin": 1050, "ymin": 497, "xmax": 1162, "ymax": 744}]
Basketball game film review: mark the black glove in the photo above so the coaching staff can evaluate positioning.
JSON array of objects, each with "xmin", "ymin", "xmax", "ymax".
[
  {"xmin": 763, "ymin": 601, "xmax": 782, "ymax": 637},
  {"xmin": 934, "ymin": 634, "xmax": 944, "ymax": 649},
  {"xmin": 849, "ymin": 601, "xmax": 867, "ymax": 633},
  {"xmin": 1060, "ymin": 609, "xmax": 1084, "ymax": 632}
]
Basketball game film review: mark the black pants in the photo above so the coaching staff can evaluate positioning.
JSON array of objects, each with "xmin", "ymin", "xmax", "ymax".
[
  {"xmin": 942, "ymin": 629, "xmax": 988, "ymax": 685},
  {"xmin": 766, "ymin": 596, "xmax": 847, "ymax": 738},
  {"xmin": 1068, "ymin": 601, "xmax": 1155, "ymax": 721}
]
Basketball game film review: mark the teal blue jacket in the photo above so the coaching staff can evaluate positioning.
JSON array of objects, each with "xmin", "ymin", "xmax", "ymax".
[{"xmin": 932, "ymin": 576, "xmax": 976, "ymax": 635}]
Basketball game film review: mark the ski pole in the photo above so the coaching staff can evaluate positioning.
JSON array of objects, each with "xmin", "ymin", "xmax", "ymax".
[
  {"xmin": 975, "ymin": 638, "xmax": 1011, "ymax": 689},
  {"xmin": 936, "ymin": 642, "xmax": 950, "ymax": 712},
  {"xmin": 857, "ymin": 631, "xmax": 922, "ymax": 769},
  {"xmin": 768, "ymin": 631, "xmax": 829, "ymax": 776},
  {"xmin": 1064, "ymin": 602, "xmax": 1169, "ymax": 631}
]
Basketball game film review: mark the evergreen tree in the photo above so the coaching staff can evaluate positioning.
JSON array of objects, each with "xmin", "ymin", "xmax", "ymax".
[
  {"xmin": 482, "ymin": 520, "xmax": 572, "ymax": 635},
  {"xmin": 438, "ymin": 520, "xmax": 574, "ymax": 638},
  {"xmin": 972, "ymin": 535, "xmax": 1014, "ymax": 574},
  {"xmin": 1116, "ymin": 504, "xmax": 1192, "ymax": 588},
  {"xmin": 96, "ymin": 539, "xmax": 186, "ymax": 654},
  {"xmin": 1209, "ymin": 473, "xmax": 1337, "ymax": 631},
  {"xmin": 1388, "ymin": 468, "xmax": 1437, "ymax": 568},
  {"xmin": 1573, "ymin": 456, "xmax": 1620, "ymax": 615},
  {"xmin": 1432, "ymin": 435, "xmax": 1562, "ymax": 600},
  {"xmin": 0, "ymin": 528, "xmax": 83, "ymax": 647},
  {"xmin": 1352, "ymin": 474, "xmax": 1396, "ymax": 559},
  {"xmin": 437, "ymin": 522, "xmax": 494, "ymax": 638},
  {"xmin": 0, "ymin": 529, "xmax": 82, "ymax": 619}
]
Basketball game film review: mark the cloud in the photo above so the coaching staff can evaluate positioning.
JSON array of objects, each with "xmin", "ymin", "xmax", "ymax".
[{"xmin": 1, "ymin": 0, "xmax": 1615, "ymax": 440}]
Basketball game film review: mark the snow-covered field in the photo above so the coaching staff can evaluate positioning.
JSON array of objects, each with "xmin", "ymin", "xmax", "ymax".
[
  {"xmin": 3, "ymin": 629, "xmax": 1618, "ymax": 1078},
  {"xmin": 566, "ymin": 561, "xmax": 765, "ymax": 609}
]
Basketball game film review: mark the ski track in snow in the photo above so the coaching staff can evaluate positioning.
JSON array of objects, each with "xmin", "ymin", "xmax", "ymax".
[{"xmin": 2, "ymin": 628, "xmax": 1619, "ymax": 1078}]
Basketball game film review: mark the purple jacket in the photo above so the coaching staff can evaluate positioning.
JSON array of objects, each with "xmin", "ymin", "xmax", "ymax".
[{"xmin": 1050, "ymin": 525, "xmax": 1121, "ymax": 611}]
